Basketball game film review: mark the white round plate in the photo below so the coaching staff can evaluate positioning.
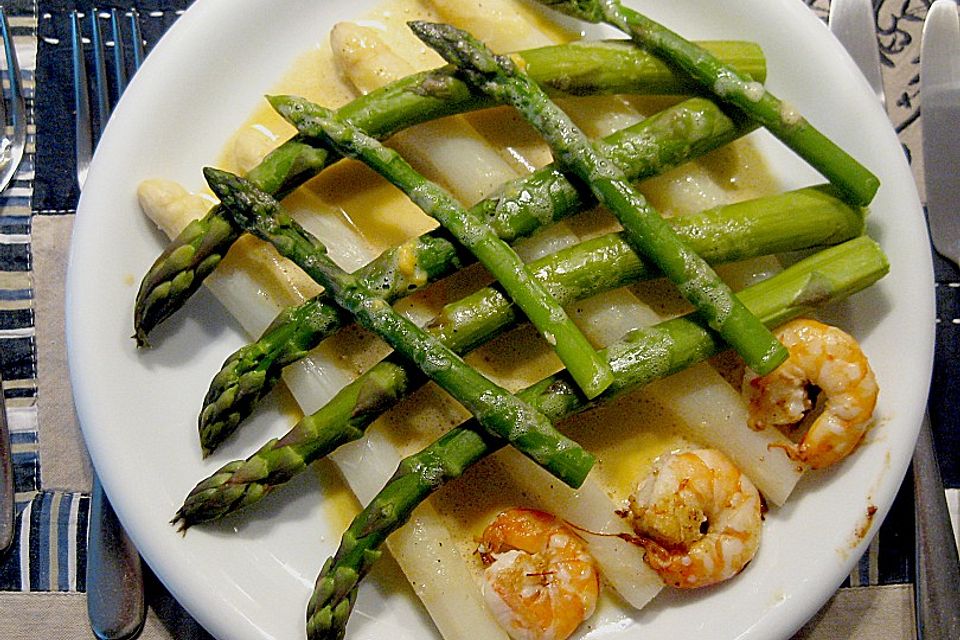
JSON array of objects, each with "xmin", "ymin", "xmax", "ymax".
[{"xmin": 66, "ymin": 1, "xmax": 934, "ymax": 639}]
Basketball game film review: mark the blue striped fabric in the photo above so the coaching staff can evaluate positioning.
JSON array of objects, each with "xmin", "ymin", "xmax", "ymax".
[
  {"xmin": 0, "ymin": 0, "xmax": 63, "ymax": 594},
  {"xmin": 10, "ymin": 428, "xmax": 40, "ymax": 508},
  {"xmin": 0, "ymin": 491, "xmax": 89, "ymax": 591},
  {"xmin": 0, "ymin": 0, "xmax": 190, "ymax": 596},
  {"xmin": 0, "ymin": 5, "xmax": 41, "ymax": 538}
]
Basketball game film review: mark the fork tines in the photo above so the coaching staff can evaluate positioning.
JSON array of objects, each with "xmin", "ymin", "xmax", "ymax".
[
  {"xmin": 71, "ymin": 8, "xmax": 144, "ymax": 189},
  {"xmin": 0, "ymin": 6, "xmax": 26, "ymax": 195}
]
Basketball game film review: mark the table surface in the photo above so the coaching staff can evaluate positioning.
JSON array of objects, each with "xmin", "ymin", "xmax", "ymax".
[{"xmin": 0, "ymin": 0, "xmax": 956, "ymax": 638}]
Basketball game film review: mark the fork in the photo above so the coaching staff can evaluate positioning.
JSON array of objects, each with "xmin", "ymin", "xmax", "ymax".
[
  {"xmin": 0, "ymin": 4, "xmax": 25, "ymax": 558},
  {"xmin": 72, "ymin": 10, "xmax": 148, "ymax": 639},
  {"xmin": 72, "ymin": 8, "xmax": 143, "ymax": 189}
]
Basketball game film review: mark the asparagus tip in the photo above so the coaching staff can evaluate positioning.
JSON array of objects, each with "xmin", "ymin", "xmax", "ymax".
[
  {"xmin": 202, "ymin": 165, "xmax": 228, "ymax": 186},
  {"xmin": 404, "ymin": 20, "xmax": 437, "ymax": 39},
  {"xmin": 406, "ymin": 21, "xmax": 459, "ymax": 57},
  {"xmin": 132, "ymin": 330, "xmax": 150, "ymax": 349},
  {"xmin": 203, "ymin": 167, "xmax": 244, "ymax": 212},
  {"xmin": 306, "ymin": 562, "xmax": 360, "ymax": 640},
  {"xmin": 408, "ymin": 21, "xmax": 508, "ymax": 76},
  {"xmin": 170, "ymin": 511, "xmax": 191, "ymax": 535}
]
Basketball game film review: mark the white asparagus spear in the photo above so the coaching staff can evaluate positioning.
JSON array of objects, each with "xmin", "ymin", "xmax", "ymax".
[
  {"xmin": 332, "ymin": 20, "xmax": 582, "ymax": 262},
  {"xmin": 331, "ymin": 411, "xmax": 511, "ymax": 640},
  {"xmin": 423, "ymin": 0, "xmax": 556, "ymax": 50},
  {"xmin": 229, "ymin": 125, "xmax": 279, "ymax": 176},
  {"xmin": 496, "ymin": 448, "xmax": 664, "ymax": 609},
  {"xmin": 643, "ymin": 363, "xmax": 805, "ymax": 506},
  {"xmin": 137, "ymin": 180, "xmax": 318, "ymax": 333},
  {"xmin": 331, "ymin": 22, "xmax": 522, "ymax": 205}
]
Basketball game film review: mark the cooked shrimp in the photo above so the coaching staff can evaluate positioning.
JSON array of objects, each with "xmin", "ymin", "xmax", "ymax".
[
  {"xmin": 477, "ymin": 508, "xmax": 600, "ymax": 640},
  {"xmin": 741, "ymin": 318, "xmax": 878, "ymax": 469},
  {"xmin": 624, "ymin": 448, "xmax": 762, "ymax": 589}
]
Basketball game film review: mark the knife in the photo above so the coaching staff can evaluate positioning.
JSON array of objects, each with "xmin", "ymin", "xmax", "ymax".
[
  {"xmin": 828, "ymin": 0, "xmax": 885, "ymax": 106},
  {"xmin": 917, "ymin": 3, "xmax": 960, "ymax": 639},
  {"xmin": 923, "ymin": 0, "xmax": 960, "ymax": 268},
  {"xmin": 87, "ymin": 473, "xmax": 145, "ymax": 640}
]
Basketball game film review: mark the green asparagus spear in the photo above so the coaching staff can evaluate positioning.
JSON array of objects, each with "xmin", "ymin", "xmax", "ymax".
[
  {"xmin": 206, "ymin": 168, "xmax": 595, "ymax": 488},
  {"xmin": 134, "ymin": 40, "xmax": 766, "ymax": 345},
  {"xmin": 412, "ymin": 21, "xmax": 788, "ymax": 375},
  {"xmin": 198, "ymin": 300, "xmax": 350, "ymax": 455},
  {"xmin": 269, "ymin": 101, "xmax": 613, "ymax": 398},
  {"xmin": 175, "ymin": 185, "xmax": 864, "ymax": 528},
  {"xmin": 198, "ymin": 231, "xmax": 465, "ymax": 455},
  {"xmin": 304, "ymin": 235, "xmax": 890, "ymax": 640},
  {"xmin": 201, "ymin": 95, "xmax": 755, "ymax": 453},
  {"xmin": 133, "ymin": 140, "xmax": 330, "ymax": 346},
  {"xmin": 532, "ymin": 0, "xmax": 880, "ymax": 206}
]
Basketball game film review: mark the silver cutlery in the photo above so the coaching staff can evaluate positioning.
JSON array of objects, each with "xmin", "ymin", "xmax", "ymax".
[
  {"xmin": 828, "ymin": 0, "xmax": 885, "ymax": 106},
  {"xmin": 923, "ymin": 0, "xmax": 960, "ymax": 267},
  {"xmin": 87, "ymin": 473, "xmax": 145, "ymax": 640},
  {"xmin": 0, "ymin": 4, "xmax": 25, "ymax": 559},
  {"xmin": 917, "ymin": 2, "xmax": 960, "ymax": 638},
  {"xmin": 72, "ymin": 8, "xmax": 143, "ymax": 190},
  {"xmin": 72, "ymin": 9, "xmax": 147, "ymax": 640},
  {"xmin": 0, "ymin": 5, "xmax": 25, "ymax": 194}
]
